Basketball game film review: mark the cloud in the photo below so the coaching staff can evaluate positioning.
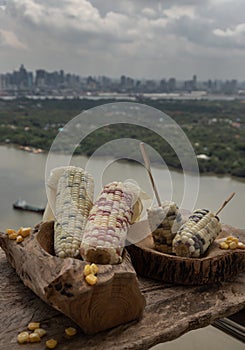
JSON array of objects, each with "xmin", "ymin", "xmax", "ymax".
[
  {"xmin": 0, "ymin": 0, "xmax": 244, "ymax": 79},
  {"xmin": 0, "ymin": 28, "xmax": 27, "ymax": 49}
]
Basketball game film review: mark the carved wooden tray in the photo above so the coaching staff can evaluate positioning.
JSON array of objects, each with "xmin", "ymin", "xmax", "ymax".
[
  {"xmin": 0, "ymin": 221, "xmax": 145, "ymax": 334},
  {"xmin": 127, "ymin": 225, "xmax": 245, "ymax": 285}
]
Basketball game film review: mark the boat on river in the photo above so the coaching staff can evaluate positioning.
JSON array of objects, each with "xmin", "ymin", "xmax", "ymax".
[{"xmin": 13, "ymin": 199, "xmax": 45, "ymax": 214}]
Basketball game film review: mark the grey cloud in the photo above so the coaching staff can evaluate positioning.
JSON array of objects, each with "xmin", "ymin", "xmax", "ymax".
[{"xmin": 0, "ymin": 0, "xmax": 244, "ymax": 79}]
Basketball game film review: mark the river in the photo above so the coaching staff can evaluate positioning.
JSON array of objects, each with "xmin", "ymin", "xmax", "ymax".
[
  {"xmin": 0, "ymin": 145, "xmax": 244, "ymax": 349},
  {"xmin": 0, "ymin": 145, "xmax": 244, "ymax": 230}
]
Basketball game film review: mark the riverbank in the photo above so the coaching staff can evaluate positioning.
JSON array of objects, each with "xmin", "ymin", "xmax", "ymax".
[{"xmin": 0, "ymin": 98, "xmax": 244, "ymax": 177}]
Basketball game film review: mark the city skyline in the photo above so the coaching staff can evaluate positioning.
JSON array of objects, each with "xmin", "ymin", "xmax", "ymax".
[
  {"xmin": 1, "ymin": 64, "xmax": 242, "ymax": 96},
  {"xmin": 0, "ymin": 1, "xmax": 245, "ymax": 80}
]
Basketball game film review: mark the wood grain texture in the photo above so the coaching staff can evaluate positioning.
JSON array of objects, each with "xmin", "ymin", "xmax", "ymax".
[
  {"xmin": 0, "ymin": 221, "xmax": 145, "ymax": 334},
  {"xmin": 127, "ymin": 225, "xmax": 245, "ymax": 285},
  {"xmin": 0, "ymin": 224, "xmax": 244, "ymax": 350}
]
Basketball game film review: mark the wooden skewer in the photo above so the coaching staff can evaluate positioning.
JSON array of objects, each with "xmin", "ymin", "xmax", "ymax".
[
  {"xmin": 215, "ymin": 192, "xmax": 235, "ymax": 216},
  {"xmin": 140, "ymin": 142, "xmax": 162, "ymax": 207}
]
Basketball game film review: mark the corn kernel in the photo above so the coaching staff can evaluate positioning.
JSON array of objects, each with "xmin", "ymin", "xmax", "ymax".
[
  {"xmin": 90, "ymin": 263, "xmax": 99, "ymax": 275},
  {"xmin": 46, "ymin": 339, "xmax": 58, "ymax": 349},
  {"xmin": 238, "ymin": 242, "xmax": 245, "ymax": 249},
  {"xmin": 17, "ymin": 331, "xmax": 29, "ymax": 344},
  {"xmin": 220, "ymin": 241, "xmax": 229, "ymax": 249},
  {"xmin": 85, "ymin": 274, "xmax": 98, "ymax": 285},
  {"xmin": 229, "ymin": 241, "xmax": 238, "ymax": 249},
  {"xmin": 28, "ymin": 322, "xmax": 40, "ymax": 330},
  {"xmin": 21, "ymin": 227, "xmax": 31, "ymax": 237},
  {"xmin": 65, "ymin": 327, "xmax": 77, "ymax": 336},
  {"xmin": 8, "ymin": 232, "xmax": 17, "ymax": 240},
  {"xmin": 34, "ymin": 328, "xmax": 47, "ymax": 337},
  {"xmin": 16, "ymin": 235, "xmax": 24, "ymax": 243},
  {"xmin": 83, "ymin": 264, "xmax": 92, "ymax": 276},
  {"xmin": 29, "ymin": 332, "xmax": 41, "ymax": 343},
  {"xmin": 17, "ymin": 227, "xmax": 23, "ymax": 235},
  {"xmin": 6, "ymin": 228, "xmax": 16, "ymax": 235}
]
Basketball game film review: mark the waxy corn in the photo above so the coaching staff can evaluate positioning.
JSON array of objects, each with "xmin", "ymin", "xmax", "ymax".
[
  {"xmin": 54, "ymin": 166, "xmax": 94, "ymax": 258},
  {"xmin": 173, "ymin": 209, "xmax": 221, "ymax": 258}
]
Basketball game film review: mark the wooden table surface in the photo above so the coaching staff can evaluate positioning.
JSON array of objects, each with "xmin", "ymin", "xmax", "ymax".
[{"xmin": 0, "ymin": 228, "xmax": 244, "ymax": 350}]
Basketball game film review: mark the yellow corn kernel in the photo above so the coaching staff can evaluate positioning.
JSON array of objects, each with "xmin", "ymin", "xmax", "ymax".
[
  {"xmin": 229, "ymin": 241, "xmax": 238, "ymax": 249},
  {"xmin": 34, "ymin": 328, "xmax": 47, "ymax": 337},
  {"xmin": 6, "ymin": 228, "xmax": 16, "ymax": 235},
  {"xmin": 46, "ymin": 339, "xmax": 58, "ymax": 349},
  {"xmin": 65, "ymin": 327, "xmax": 77, "ymax": 336},
  {"xmin": 83, "ymin": 264, "xmax": 92, "ymax": 276},
  {"xmin": 16, "ymin": 235, "xmax": 24, "ymax": 243},
  {"xmin": 17, "ymin": 331, "xmax": 29, "ymax": 344},
  {"xmin": 238, "ymin": 242, "xmax": 245, "ymax": 249},
  {"xmin": 90, "ymin": 263, "xmax": 99, "ymax": 275},
  {"xmin": 17, "ymin": 227, "xmax": 23, "ymax": 235},
  {"xmin": 29, "ymin": 332, "xmax": 41, "ymax": 343},
  {"xmin": 85, "ymin": 274, "xmax": 98, "ymax": 285},
  {"xmin": 21, "ymin": 227, "xmax": 31, "ymax": 237},
  {"xmin": 8, "ymin": 232, "xmax": 18, "ymax": 240},
  {"xmin": 28, "ymin": 322, "xmax": 40, "ymax": 331},
  {"xmin": 220, "ymin": 241, "xmax": 229, "ymax": 249}
]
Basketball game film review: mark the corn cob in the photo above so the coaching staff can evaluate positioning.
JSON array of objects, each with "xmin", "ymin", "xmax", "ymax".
[
  {"xmin": 54, "ymin": 166, "xmax": 94, "ymax": 258},
  {"xmin": 147, "ymin": 201, "xmax": 184, "ymax": 254},
  {"xmin": 172, "ymin": 209, "xmax": 221, "ymax": 258},
  {"xmin": 80, "ymin": 181, "xmax": 141, "ymax": 264}
]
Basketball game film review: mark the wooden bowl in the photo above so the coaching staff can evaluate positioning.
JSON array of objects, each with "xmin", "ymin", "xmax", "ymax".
[
  {"xmin": 127, "ymin": 224, "xmax": 245, "ymax": 285},
  {"xmin": 0, "ymin": 221, "xmax": 145, "ymax": 334}
]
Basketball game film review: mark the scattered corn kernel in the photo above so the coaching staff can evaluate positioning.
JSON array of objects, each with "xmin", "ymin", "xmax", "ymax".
[
  {"xmin": 225, "ymin": 236, "xmax": 235, "ymax": 242},
  {"xmin": 6, "ymin": 228, "xmax": 16, "ymax": 235},
  {"xmin": 17, "ymin": 227, "xmax": 23, "ymax": 235},
  {"xmin": 8, "ymin": 232, "xmax": 18, "ymax": 240},
  {"xmin": 220, "ymin": 241, "xmax": 229, "ymax": 249},
  {"xmin": 17, "ymin": 331, "xmax": 29, "ymax": 344},
  {"xmin": 21, "ymin": 227, "xmax": 31, "ymax": 237},
  {"xmin": 238, "ymin": 242, "xmax": 245, "ymax": 249},
  {"xmin": 46, "ymin": 339, "xmax": 58, "ymax": 349},
  {"xmin": 83, "ymin": 264, "xmax": 92, "ymax": 276},
  {"xmin": 16, "ymin": 235, "xmax": 24, "ymax": 243},
  {"xmin": 65, "ymin": 327, "xmax": 77, "ymax": 336},
  {"xmin": 85, "ymin": 273, "xmax": 98, "ymax": 285},
  {"xmin": 29, "ymin": 332, "xmax": 41, "ymax": 343},
  {"xmin": 90, "ymin": 263, "xmax": 99, "ymax": 275},
  {"xmin": 229, "ymin": 241, "xmax": 238, "ymax": 249},
  {"xmin": 28, "ymin": 322, "xmax": 40, "ymax": 331},
  {"xmin": 34, "ymin": 328, "xmax": 47, "ymax": 337}
]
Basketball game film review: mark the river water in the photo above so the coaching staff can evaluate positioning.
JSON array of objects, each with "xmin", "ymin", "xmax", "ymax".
[
  {"xmin": 0, "ymin": 145, "xmax": 244, "ymax": 349},
  {"xmin": 0, "ymin": 145, "xmax": 244, "ymax": 230}
]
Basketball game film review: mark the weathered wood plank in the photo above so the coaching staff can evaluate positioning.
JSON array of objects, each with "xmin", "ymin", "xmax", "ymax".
[{"xmin": 0, "ymin": 225, "xmax": 244, "ymax": 350}]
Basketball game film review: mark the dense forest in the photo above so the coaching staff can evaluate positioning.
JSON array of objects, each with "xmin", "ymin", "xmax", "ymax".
[{"xmin": 0, "ymin": 97, "xmax": 244, "ymax": 177}]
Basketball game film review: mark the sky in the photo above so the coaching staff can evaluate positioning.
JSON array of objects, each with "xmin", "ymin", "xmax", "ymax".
[{"xmin": 0, "ymin": 0, "xmax": 245, "ymax": 80}]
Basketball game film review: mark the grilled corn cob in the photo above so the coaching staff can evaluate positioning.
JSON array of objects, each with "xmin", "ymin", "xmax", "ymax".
[
  {"xmin": 147, "ymin": 201, "xmax": 184, "ymax": 254},
  {"xmin": 54, "ymin": 166, "xmax": 94, "ymax": 258},
  {"xmin": 172, "ymin": 209, "xmax": 221, "ymax": 258},
  {"xmin": 80, "ymin": 181, "xmax": 141, "ymax": 264}
]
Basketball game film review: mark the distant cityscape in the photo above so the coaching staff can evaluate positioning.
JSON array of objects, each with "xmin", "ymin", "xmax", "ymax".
[{"xmin": 1, "ymin": 64, "xmax": 245, "ymax": 97}]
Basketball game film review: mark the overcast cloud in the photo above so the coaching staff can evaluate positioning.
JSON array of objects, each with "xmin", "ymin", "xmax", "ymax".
[{"xmin": 0, "ymin": 0, "xmax": 245, "ymax": 80}]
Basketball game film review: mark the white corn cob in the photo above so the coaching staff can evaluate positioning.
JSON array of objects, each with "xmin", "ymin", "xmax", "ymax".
[
  {"xmin": 147, "ymin": 201, "xmax": 184, "ymax": 254},
  {"xmin": 172, "ymin": 209, "xmax": 221, "ymax": 258},
  {"xmin": 80, "ymin": 181, "xmax": 140, "ymax": 264},
  {"xmin": 54, "ymin": 166, "xmax": 94, "ymax": 258}
]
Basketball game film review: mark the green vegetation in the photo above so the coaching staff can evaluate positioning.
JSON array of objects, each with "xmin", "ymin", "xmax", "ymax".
[{"xmin": 0, "ymin": 97, "xmax": 244, "ymax": 177}]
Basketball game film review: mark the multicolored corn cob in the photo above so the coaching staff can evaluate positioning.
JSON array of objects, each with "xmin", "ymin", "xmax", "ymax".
[
  {"xmin": 80, "ymin": 181, "xmax": 141, "ymax": 264},
  {"xmin": 172, "ymin": 209, "xmax": 221, "ymax": 258},
  {"xmin": 147, "ymin": 201, "xmax": 184, "ymax": 254},
  {"xmin": 54, "ymin": 166, "xmax": 94, "ymax": 258}
]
